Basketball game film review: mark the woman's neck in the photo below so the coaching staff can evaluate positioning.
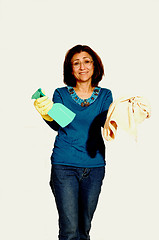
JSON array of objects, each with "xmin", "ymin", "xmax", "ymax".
[{"xmin": 73, "ymin": 82, "xmax": 95, "ymax": 99}]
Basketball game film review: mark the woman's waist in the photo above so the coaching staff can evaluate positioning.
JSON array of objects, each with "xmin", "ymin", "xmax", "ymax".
[{"xmin": 54, "ymin": 135, "xmax": 87, "ymax": 151}]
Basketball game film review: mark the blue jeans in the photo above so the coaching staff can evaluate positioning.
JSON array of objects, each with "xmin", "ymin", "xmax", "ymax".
[{"xmin": 50, "ymin": 164, "xmax": 105, "ymax": 240}]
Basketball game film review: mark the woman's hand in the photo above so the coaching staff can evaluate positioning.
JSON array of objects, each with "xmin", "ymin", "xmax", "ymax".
[{"xmin": 34, "ymin": 96, "xmax": 54, "ymax": 121}]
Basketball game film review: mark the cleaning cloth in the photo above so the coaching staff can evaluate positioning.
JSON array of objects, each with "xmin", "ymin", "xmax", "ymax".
[{"xmin": 103, "ymin": 96, "xmax": 151, "ymax": 141}]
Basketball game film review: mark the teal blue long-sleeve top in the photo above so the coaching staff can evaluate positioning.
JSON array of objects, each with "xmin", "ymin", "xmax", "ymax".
[{"xmin": 45, "ymin": 86, "xmax": 113, "ymax": 168}]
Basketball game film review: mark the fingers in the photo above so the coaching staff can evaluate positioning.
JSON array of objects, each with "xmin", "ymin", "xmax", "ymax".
[
  {"xmin": 34, "ymin": 97, "xmax": 53, "ymax": 115},
  {"xmin": 37, "ymin": 97, "xmax": 52, "ymax": 108},
  {"xmin": 36, "ymin": 103, "xmax": 53, "ymax": 115},
  {"xmin": 36, "ymin": 96, "xmax": 48, "ymax": 103},
  {"xmin": 42, "ymin": 102, "xmax": 53, "ymax": 114}
]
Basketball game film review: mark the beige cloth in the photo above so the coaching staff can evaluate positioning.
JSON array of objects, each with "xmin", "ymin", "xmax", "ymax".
[{"xmin": 103, "ymin": 96, "xmax": 151, "ymax": 141}]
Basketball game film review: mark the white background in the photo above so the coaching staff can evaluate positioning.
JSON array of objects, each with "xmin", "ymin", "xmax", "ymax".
[{"xmin": 0, "ymin": 0, "xmax": 159, "ymax": 239}]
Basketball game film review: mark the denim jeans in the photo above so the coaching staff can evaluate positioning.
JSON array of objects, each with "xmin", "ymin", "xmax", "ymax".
[{"xmin": 50, "ymin": 164, "xmax": 105, "ymax": 240}]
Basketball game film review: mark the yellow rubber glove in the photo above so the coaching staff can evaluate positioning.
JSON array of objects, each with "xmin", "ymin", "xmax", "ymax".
[{"xmin": 34, "ymin": 96, "xmax": 53, "ymax": 121}]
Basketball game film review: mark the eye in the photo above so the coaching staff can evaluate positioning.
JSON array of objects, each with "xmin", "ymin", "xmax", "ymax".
[
  {"xmin": 84, "ymin": 60, "xmax": 90, "ymax": 64},
  {"xmin": 73, "ymin": 62, "xmax": 80, "ymax": 66}
]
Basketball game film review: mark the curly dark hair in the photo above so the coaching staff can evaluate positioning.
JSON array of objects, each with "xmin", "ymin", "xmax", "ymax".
[{"xmin": 63, "ymin": 45, "xmax": 104, "ymax": 87}]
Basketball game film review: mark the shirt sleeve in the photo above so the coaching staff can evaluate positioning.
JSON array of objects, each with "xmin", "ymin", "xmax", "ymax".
[
  {"xmin": 43, "ymin": 89, "xmax": 62, "ymax": 131},
  {"xmin": 100, "ymin": 89, "xmax": 113, "ymax": 127},
  {"xmin": 52, "ymin": 88, "xmax": 63, "ymax": 103}
]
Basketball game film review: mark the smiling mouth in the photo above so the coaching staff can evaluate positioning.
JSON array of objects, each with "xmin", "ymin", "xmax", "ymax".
[{"xmin": 79, "ymin": 72, "xmax": 88, "ymax": 74}]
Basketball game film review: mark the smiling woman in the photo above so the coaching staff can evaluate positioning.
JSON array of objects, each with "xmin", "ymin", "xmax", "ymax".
[
  {"xmin": 33, "ymin": 44, "xmax": 113, "ymax": 240},
  {"xmin": 64, "ymin": 45, "xmax": 104, "ymax": 88},
  {"xmin": 71, "ymin": 52, "xmax": 94, "ymax": 88}
]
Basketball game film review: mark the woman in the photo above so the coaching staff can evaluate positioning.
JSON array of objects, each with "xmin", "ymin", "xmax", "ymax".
[{"xmin": 34, "ymin": 45, "xmax": 113, "ymax": 240}]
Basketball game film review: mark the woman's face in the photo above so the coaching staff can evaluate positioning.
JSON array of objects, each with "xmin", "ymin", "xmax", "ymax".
[{"xmin": 71, "ymin": 51, "xmax": 94, "ymax": 84}]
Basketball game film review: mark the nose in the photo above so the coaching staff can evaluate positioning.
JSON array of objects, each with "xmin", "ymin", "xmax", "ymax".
[{"xmin": 79, "ymin": 62, "xmax": 85, "ymax": 69}]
